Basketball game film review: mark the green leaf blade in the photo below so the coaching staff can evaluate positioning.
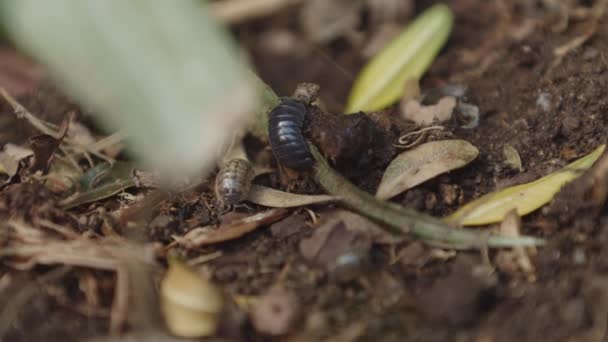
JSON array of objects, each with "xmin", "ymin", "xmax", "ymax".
[{"xmin": 346, "ymin": 4, "xmax": 453, "ymax": 113}]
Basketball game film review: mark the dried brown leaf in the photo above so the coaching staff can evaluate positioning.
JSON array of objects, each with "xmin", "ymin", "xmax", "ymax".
[
  {"xmin": 376, "ymin": 139, "xmax": 479, "ymax": 199},
  {"xmin": 503, "ymin": 144, "xmax": 523, "ymax": 172},
  {"xmin": 175, "ymin": 209, "xmax": 288, "ymax": 248},
  {"xmin": 246, "ymin": 185, "xmax": 339, "ymax": 208},
  {"xmin": 0, "ymin": 143, "xmax": 33, "ymax": 176}
]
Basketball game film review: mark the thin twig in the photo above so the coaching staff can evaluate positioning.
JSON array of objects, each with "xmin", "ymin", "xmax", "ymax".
[{"xmin": 309, "ymin": 143, "xmax": 544, "ymax": 250}]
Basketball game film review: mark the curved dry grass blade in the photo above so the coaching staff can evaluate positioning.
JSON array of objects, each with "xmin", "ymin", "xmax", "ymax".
[
  {"xmin": 175, "ymin": 209, "xmax": 288, "ymax": 248},
  {"xmin": 376, "ymin": 140, "xmax": 479, "ymax": 200},
  {"xmin": 447, "ymin": 144, "xmax": 606, "ymax": 226},
  {"xmin": 346, "ymin": 4, "xmax": 453, "ymax": 113},
  {"xmin": 246, "ymin": 185, "xmax": 339, "ymax": 207}
]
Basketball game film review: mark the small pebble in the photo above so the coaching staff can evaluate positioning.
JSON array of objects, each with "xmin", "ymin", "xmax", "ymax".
[
  {"xmin": 572, "ymin": 248, "xmax": 586, "ymax": 265},
  {"xmin": 536, "ymin": 92, "xmax": 551, "ymax": 112},
  {"xmin": 560, "ymin": 115, "xmax": 580, "ymax": 136},
  {"xmin": 456, "ymin": 102, "xmax": 479, "ymax": 129}
]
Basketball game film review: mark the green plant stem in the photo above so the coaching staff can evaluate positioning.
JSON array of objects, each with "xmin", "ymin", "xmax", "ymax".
[{"xmin": 309, "ymin": 144, "xmax": 545, "ymax": 250}]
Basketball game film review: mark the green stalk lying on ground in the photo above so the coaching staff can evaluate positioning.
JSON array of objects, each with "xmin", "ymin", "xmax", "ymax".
[{"xmin": 309, "ymin": 144, "xmax": 545, "ymax": 250}]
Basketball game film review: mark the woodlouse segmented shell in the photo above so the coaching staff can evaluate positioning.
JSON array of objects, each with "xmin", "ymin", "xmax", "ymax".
[
  {"xmin": 215, "ymin": 158, "xmax": 255, "ymax": 207},
  {"xmin": 268, "ymin": 98, "xmax": 313, "ymax": 170}
]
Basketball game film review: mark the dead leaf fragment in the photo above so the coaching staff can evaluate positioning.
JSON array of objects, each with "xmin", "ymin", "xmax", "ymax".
[
  {"xmin": 251, "ymin": 286, "xmax": 300, "ymax": 336},
  {"xmin": 0, "ymin": 143, "xmax": 33, "ymax": 176},
  {"xmin": 503, "ymin": 144, "xmax": 523, "ymax": 172},
  {"xmin": 401, "ymin": 96, "xmax": 456, "ymax": 125},
  {"xmin": 376, "ymin": 139, "xmax": 479, "ymax": 200},
  {"xmin": 175, "ymin": 209, "xmax": 288, "ymax": 248},
  {"xmin": 246, "ymin": 185, "xmax": 339, "ymax": 208}
]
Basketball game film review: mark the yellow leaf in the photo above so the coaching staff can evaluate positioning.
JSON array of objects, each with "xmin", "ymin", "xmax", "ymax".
[
  {"xmin": 346, "ymin": 4, "xmax": 453, "ymax": 113},
  {"xmin": 446, "ymin": 145, "xmax": 606, "ymax": 226}
]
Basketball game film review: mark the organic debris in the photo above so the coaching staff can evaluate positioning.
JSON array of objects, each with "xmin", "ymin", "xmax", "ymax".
[
  {"xmin": 174, "ymin": 209, "xmax": 288, "ymax": 248},
  {"xmin": 0, "ymin": 143, "xmax": 33, "ymax": 177},
  {"xmin": 447, "ymin": 144, "xmax": 605, "ymax": 226},
  {"xmin": 376, "ymin": 140, "xmax": 479, "ymax": 200},
  {"xmin": 494, "ymin": 210, "xmax": 536, "ymax": 281},
  {"xmin": 401, "ymin": 96, "xmax": 456, "ymax": 125},
  {"xmin": 503, "ymin": 144, "xmax": 523, "ymax": 172},
  {"xmin": 0, "ymin": 220, "xmax": 159, "ymax": 333},
  {"xmin": 246, "ymin": 184, "xmax": 338, "ymax": 208}
]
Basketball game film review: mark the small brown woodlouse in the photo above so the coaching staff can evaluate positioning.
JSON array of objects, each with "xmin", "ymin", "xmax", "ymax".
[
  {"xmin": 214, "ymin": 158, "xmax": 255, "ymax": 208},
  {"xmin": 268, "ymin": 97, "xmax": 314, "ymax": 170}
]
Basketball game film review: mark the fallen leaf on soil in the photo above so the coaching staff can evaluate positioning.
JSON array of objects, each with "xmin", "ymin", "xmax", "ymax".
[
  {"xmin": 376, "ymin": 139, "xmax": 479, "ymax": 200},
  {"xmin": 174, "ymin": 209, "xmax": 288, "ymax": 248},
  {"xmin": 346, "ymin": 4, "xmax": 453, "ymax": 112},
  {"xmin": 251, "ymin": 286, "xmax": 300, "ymax": 336},
  {"xmin": 160, "ymin": 257, "xmax": 224, "ymax": 338},
  {"xmin": 401, "ymin": 96, "xmax": 456, "ymax": 125},
  {"xmin": 447, "ymin": 144, "xmax": 606, "ymax": 226},
  {"xmin": 0, "ymin": 143, "xmax": 33, "ymax": 176},
  {"xmin": 494, "ymin": 209, "xmax": 536, "ymax": 281},
  {"xmin": 60, "ymin": 161, "xmax": 138, "ymax": 209},
  {"xmin": 246, "ymin": 185, "xmax": 339, "ymax": 208},
  {"xmin": 503, "ymin": 144, "xmax": 523, "ymax": 172}
]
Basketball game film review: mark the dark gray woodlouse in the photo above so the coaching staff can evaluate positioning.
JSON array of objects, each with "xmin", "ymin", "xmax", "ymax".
[
  {"xmin": 214, "ymin": 158, "xmax": 255, "ymax": 208},
  {"xmin": 268, "ymin": 98, "xmax": 314, "ymax": 170}
]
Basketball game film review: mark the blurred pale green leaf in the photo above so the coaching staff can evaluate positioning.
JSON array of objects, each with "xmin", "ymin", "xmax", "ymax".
[
  {"xmin": 346, "ymin": 4, "xmax": 453, "ymax": 113},
  {"xmin": 1, "ymin": 0, "xmax": 257, "ymax": 183}
]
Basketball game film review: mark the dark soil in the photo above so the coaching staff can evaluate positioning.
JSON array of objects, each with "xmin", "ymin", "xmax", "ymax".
[{"xmin": 2, "ymin": 1, "xmax": 608, "ymax": 341}]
